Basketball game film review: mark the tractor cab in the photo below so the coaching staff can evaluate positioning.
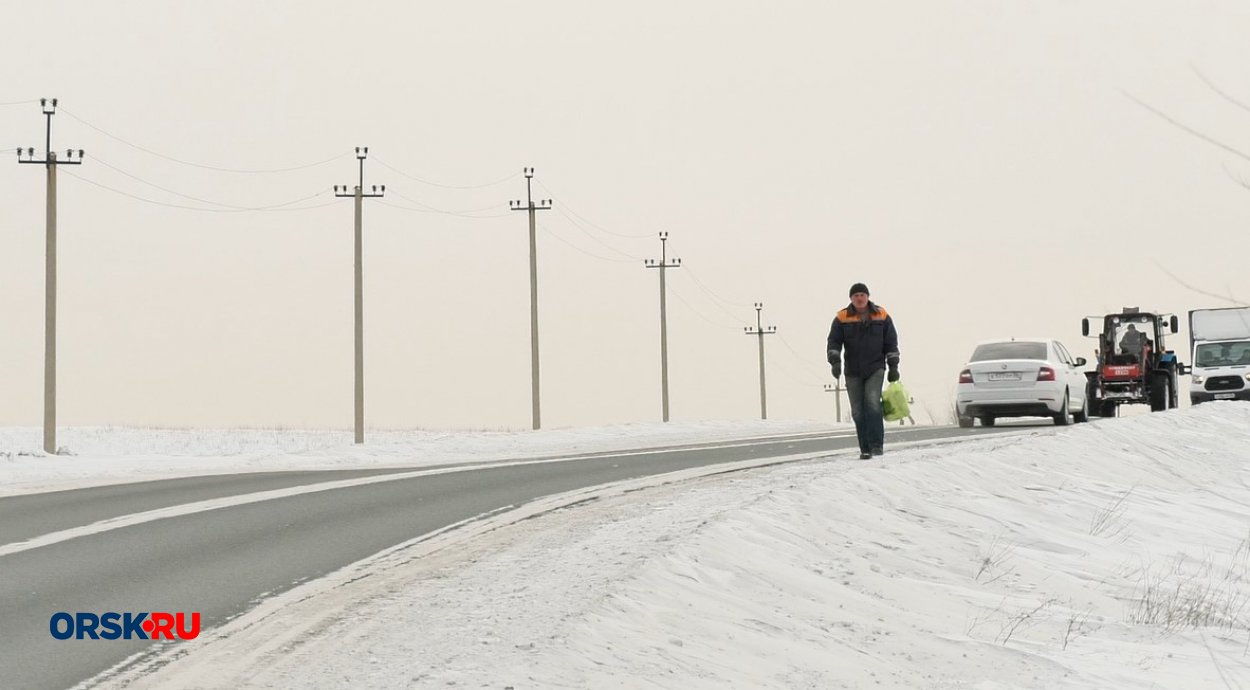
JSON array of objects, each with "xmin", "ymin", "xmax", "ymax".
[{"xmin": 1103, "ymin": 312, "xmax": 1169, "ymax": 367}]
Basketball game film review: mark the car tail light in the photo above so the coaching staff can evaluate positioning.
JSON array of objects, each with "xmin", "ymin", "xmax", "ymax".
[
  {"xmin": 958, "ymin": 369, "xmax": 973, "ymax": 384},
  {"xmin": 1037, "ymin": 367, "xmax": 1056, "ymax": 381}
]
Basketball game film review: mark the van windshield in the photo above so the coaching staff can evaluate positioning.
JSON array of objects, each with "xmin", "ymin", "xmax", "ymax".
[
  {"xmin": 1195, "ymin": 342, "xmax": 1250, "ymax": 367},
  {"xmin": 970, "ymin": 342, "xmax": 1047, "ymax": 362}
]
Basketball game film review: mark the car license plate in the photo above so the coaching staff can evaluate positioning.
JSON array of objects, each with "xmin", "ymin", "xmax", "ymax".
[
  {"xmin": 1216, "ymin": 393, "xmax": 1236, "ymax": 399},
  {"xmin": 988, "ymin": 372, "xmax": 1021, "ymax": 381}
]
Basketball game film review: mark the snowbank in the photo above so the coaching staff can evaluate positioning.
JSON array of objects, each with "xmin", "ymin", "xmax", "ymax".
[{"xmin": 89, "ymin": 403, "xmax": 1250, "ymax": 688}]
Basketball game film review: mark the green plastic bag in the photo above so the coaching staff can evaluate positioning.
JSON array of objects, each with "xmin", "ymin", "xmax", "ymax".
[{"xmin": 882, "ymin": 380, "xmax": 910, "ymax": 422}]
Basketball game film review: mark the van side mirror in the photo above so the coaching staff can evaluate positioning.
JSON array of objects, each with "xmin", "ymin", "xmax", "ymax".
[
  {"xmin": 1074, "ymin": 357, "xmax": 1087, "ymax": 367},
  {"xmin": 1081, "ymin": 318, "xmax": 1090, "ymax": 337},
  {"xmin": 1170, "ymin": 315, "xmax": 1179, "ymax": 334},
  {"xmin": 1179, "ymin": 363, "xmax": 1191, "ymax": 375}
]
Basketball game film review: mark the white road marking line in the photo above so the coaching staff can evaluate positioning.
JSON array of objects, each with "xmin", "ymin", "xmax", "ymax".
[{"xmin": 0, "ymin": 433, "xmax": 861, "ymax": 557}]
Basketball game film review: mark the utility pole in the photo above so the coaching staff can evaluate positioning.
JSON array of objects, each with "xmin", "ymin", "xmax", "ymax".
[
  {"xmin": 17, "ymin": 98, "xmax": 84, "ymax": 455},
  {"xmin": 824, "ymin": 382, "xmax": 844, "ymax": 423},
  {"xmin": 509, "ymin": 168, "xmax": 551, "ymax": 430},
  {"xmin": 644, "ymin": 232, "xmax": 681, "ymax": 422},
  {"xmin": 743, "ymin": 302, "xmax": 776, "ymax": 420},
  {"xmin": 333, "ymin": 147, "xmax": 384, "ymax": 444}
]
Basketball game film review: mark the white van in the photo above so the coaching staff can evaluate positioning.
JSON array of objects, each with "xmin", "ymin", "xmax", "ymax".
[{"xmin": 1189, "ymin": 307, "xmax": 1250, "ymax": 404}]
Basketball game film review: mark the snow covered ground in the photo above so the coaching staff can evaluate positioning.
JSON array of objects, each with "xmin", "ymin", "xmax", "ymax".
[{"xmin": 9, "ymin": 405, "xmax": 1250, "ymax": 688}]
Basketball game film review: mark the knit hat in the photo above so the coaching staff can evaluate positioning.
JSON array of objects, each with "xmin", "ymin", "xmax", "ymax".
[{"xmin": 849, "ymin": 282, "xmax": 870, "ymax": 297}]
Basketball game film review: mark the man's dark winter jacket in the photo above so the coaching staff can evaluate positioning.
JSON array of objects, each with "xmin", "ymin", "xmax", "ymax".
[{"xmin": 826, "ymin": 301, "xmax": 900, "ymax": 378}]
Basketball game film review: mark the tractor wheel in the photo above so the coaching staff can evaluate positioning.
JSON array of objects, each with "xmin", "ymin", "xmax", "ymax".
[
  {"xmin": 958, "ymin": 416, "xmax": 974, "ymax": 429},
  {"xmin": 1073, "ymin": 390, "xmax": 1089, "ymax": 423},
  {"xmin": 1149, "ymin": 374, "xmax": 1172, "ymax": 412},
  {"xmin": 1053, "ymin": 390, "xmax": 1072, "ymax": 426},
  {"xmin": 1085, "ymin": 380, "xmax": 1101, "ymax": 417}
]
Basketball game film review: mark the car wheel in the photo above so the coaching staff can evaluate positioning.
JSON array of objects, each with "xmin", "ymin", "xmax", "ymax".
[
  {"xmin": 1073, "ymin": 390, "xmax": 1089, "ymax": 424},
  {"xmin": 979, "ymin": 416, "xmax": 996, "ymax": 427},
  {"xmin": 958, "ymin": 416, "xmax": 974, "ymax": 429},
  {"xmin": 1053, "ymin": 390, "xmax": 1072, "ymax": 426}
]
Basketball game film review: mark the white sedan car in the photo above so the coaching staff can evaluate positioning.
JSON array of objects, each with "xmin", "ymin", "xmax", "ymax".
[{"xmin": 956, "ymin": 339, "xmax": 1090, "ymax": 428}]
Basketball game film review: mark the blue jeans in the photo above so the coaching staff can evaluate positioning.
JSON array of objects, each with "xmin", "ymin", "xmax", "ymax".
[{"xmin": 845, "ymin": 368, "xmax": 885, "ymax": 453}]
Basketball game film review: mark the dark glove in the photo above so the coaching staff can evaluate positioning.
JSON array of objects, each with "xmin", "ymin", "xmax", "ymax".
[
  {"xmin": 887, "ymin": 364, "xmax": 900, "ymax": 383},
  {"xmin": 830, "ymin": 362, "xmax": 842, "ymax": 379}
]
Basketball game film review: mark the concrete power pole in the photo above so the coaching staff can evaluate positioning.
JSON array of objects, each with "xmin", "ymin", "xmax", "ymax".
[
  {"xmin": 509, "ymin": 168, "xmax": 551, "ymax": 430},
  {"xmin": 644, "ymin": 232, "xmax": 681, "ymax": 422},
  {"xmin": 743, "ymin": 302, "xmax": 776, "ymax": 420},
  {"xmin": 333, "ymin": 147, "xmax": 385, "ymax": 444},
  {"xmin": 17, "ymin": 98, "xmax": 84, "ymax": 455},
  {"xmin": 824, "ymin": 382, "xmax": 844, "ymax": 423}
]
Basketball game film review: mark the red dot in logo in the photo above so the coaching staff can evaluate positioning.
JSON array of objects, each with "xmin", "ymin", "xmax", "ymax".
[{"xmin": 142, "ymin": 620, "xmax": 155, "ymax": 633}]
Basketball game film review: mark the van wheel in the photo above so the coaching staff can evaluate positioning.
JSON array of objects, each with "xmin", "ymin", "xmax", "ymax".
[
  {"xmin": 980, "ymin": 416, "xmax": 996, "ymax": 427},
  {"xmin": 958, "ymin": 416, "xmax": 974, "ymax": 429}
]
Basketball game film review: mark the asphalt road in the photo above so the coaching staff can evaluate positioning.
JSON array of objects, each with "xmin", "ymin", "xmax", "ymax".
[{"xmin": 0, "ymin": 424, "xmax": 1021, "ymax": 689}]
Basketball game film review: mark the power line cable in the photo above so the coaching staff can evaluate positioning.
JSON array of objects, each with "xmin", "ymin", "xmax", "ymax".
[
  {"xmin": 776, "ymin": 332, "xmax": 830, "ymax": 376},
  {"xmin": 666, "ymin": 263, "xmax": 756, "ymax": 324},
  {"xmin": 535, "ymin": 179, "xmax": 653, "ymax": 239},
  {"xmin": 665, "ymin": 242, "xmax": 756, "ymax": 311},
  {"xmin": 372, "ymin": 156, "xmax": 519, "ymax": 190},
  {"xmin": 89, "ymin": 155, "xmax": 326, "ymax": 211},
  {"xmin": 689, "ymin": 271, "xmax": 755, "ymax": 314},
  {"xmin": 0, "ymin": 99, "xmax": 39, "ymax": 107},
  {"xmin": 58, "ymin": 107, "xmax": 349, "ymax": 173},
  {"xmin": 387, "ymin": 190, "xmax": 510, "ymax": 216},
  {"xmin": 62, "ymin": 169, "xmax": 333, "ymax": 213},
  {"xmin": 667, "ymin": 285, "xmax": 742, "ymax": 330},
  {"xmin": 536, "ymin": 222, "xmax": 637, "ymax": 263},
  {"xmin": 664, "ymin": 241, "xmax": 759, "ymax": 314},
  {"xmin": 766, "ymin": 347, "xmax": 828, "ymax": 389},
  {"xmin": 547, "ymin": 207, "xmax": 645, "ymax": 261},
  {"xmin": 376, "ymin": 199, "xmax": 510, "ymax": 219}
]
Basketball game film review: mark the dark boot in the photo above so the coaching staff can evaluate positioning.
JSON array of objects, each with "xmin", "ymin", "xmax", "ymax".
[
  {"xmin": 871, "ymin": 446, "xmax": 884, "ymax": 457},
  {"xmin": 859, "ymin": 451, "xmax": 872, "ymax": 460}
]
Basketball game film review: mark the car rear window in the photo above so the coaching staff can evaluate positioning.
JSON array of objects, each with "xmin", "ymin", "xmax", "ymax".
[{"xmin": 970, "ymin": 342, "xmax": 1047, "ymax": 362}]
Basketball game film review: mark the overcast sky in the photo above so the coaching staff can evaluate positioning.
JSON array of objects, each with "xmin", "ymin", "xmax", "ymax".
[{"xmin": 3, "ymin": 1, "xmax": 1250, "ymax": 432}]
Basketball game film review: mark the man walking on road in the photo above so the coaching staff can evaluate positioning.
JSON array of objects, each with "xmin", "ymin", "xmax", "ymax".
[{"xmin": 827, "ymin": 283, "xmax": 900, "ymax": 460}]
